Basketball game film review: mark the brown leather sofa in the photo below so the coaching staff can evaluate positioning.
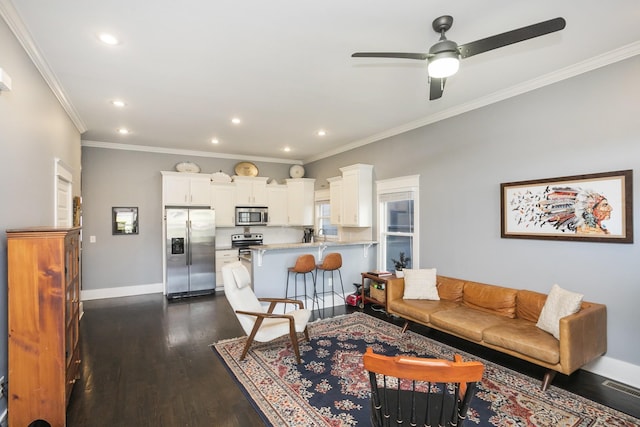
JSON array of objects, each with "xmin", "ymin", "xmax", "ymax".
[{"xmin": 385, "ymin": 275, "xmax": 607, "ymax": 390}]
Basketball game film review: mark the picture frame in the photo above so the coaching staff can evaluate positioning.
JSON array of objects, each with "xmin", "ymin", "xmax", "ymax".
[
  {"xmin": 501, "ymin": 170, "xmax": 633, "ymax": 243},
  {"xmin": 112, "ymin": 207, "xmax": 139, "ymax": 235}
]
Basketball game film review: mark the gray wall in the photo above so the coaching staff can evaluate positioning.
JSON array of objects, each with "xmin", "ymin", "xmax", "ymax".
[
  {"xmin": 306, "ymin": 56, "xmax": 640, "ymax": 368},
  {"xmin": 80, "ymin": 147, "xmax": 292, "ymax": 291},
  {"xmin": 0, "ymin": 16, "xmax": 82, "ymax": 414}
]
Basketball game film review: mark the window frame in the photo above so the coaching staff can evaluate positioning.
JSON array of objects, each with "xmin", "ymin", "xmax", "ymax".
[
  {"xmin": 314, "ymin": 189, "xmax": 339, "ymax": 241},
  {"xmin": 376, "ymin": 175, "xmax": 420, "ymax": 271}
]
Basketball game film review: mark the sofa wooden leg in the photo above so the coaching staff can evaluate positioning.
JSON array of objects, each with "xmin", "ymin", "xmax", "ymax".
[
  {"xmin": 401, "ymin": 321, "xmax": 410, "ymax": 334},
  {"xmin": 542, "ymin": 370, "xmax": 556, "ymax": 391}
]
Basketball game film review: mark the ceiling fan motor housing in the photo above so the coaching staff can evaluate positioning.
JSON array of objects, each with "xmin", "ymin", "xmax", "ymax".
[{"xmin": 428, "ymin": 39, "xmax": 459, "ymax": 56}]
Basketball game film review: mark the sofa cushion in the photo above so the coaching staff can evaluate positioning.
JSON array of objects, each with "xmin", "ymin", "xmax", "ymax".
[
  {"xmin": 536, "ymin": 284, "xmax": 584, "ymax": 339},
  {"xmin": 483, "ymin": 319, "xmax": 560, "ymax": 364},
  {"xmin": 387, "ymin": 299, "xmax": 458, "ymax": 324},
  {"xmin": 403, "ymin": 268, "xmax": 439, "ymax": 300},
  {"xmin": 430, "ymin": 307, "xmax": 511, "ymax": 342},
  {"xmin": 516, "ymin": 290, "xmax": 547, "ymax": 322},
  {"xmin": 462, "ymin": 281, "xmax": 518, "ymax": 318},
  {"xmin": 436, "ymin": 276, "xmax": 464, "ymax": 302}
]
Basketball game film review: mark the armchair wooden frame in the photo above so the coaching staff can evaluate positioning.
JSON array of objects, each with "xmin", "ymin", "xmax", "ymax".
[
  {"xmin": 235, "ymin": 297, "xmax": 310, "ymax": 363},
  {"xmin": 363, "ymin": 348, "xmax": 484, "ymax": 427}
]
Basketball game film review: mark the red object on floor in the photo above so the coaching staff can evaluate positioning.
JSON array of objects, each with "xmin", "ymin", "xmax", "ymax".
[{"xmin": 345, "ymin": 293, "xmax": 361, "ymax": 307}]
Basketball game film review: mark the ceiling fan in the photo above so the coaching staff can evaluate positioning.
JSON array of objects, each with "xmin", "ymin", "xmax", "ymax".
[{"xmin": 352, "ymin": 16, "xmax": 566, "ymax": 100}]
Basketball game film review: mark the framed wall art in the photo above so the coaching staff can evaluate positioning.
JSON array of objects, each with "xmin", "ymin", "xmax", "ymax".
[{"xmin": 501, "ymin": 170, "xmax": 633, "ymax": 243}]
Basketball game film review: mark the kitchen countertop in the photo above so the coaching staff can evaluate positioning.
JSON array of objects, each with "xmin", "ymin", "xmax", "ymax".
[{"xmin": 249, "ymin": 240, "xmax": 377, "ymax": 251}]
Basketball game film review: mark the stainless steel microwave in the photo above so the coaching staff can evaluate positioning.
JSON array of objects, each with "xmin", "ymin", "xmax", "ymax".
[{"xmin": 235, "ymin": 206, "xmax": 268, "ymax": 226}]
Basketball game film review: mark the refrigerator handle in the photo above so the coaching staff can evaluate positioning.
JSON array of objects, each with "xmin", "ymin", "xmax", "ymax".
[{"xmin": 186, "ymin": 220, "xmax": 192, "ymax": 266}]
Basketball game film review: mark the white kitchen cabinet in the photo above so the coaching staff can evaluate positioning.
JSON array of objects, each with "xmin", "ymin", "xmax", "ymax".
[
  {"xmin": 339, "ymin": 164, "xmax": 373, "ymax": 227},
  {"xmin": 234, "ymin": 176, "xmax": 268, "ymax": 206},
  {"xmin": 211, "ymin": 183, "xmax": 236, "ymax": 227},
  {"xmin": 327, "ymin": 176, "xmax": 343, "ymax": 225},
  {"xmin": 162, "ymin": 171, "xmax": 211, "ymax": 206},
  {"xmin": 286, "ymin": 178, "xmax": 315, "ymax": 226},
  {"xmin": 267, "ymin": 184, "xmax": 288, "ymax": 226},
  {"xmin": 215, "ymin": 249, "xmax": 238, "ymax": 290}
]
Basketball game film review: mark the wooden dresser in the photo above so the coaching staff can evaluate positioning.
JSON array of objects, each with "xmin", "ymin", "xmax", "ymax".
[{"xmin": 7, "ymin": 227, "xmax": 81, "ymax": 427}]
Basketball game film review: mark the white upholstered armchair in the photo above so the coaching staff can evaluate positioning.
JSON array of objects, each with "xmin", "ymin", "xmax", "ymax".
[{"xmin": 221, "ymin": 261, "xmax": 311, "ymax": 362}]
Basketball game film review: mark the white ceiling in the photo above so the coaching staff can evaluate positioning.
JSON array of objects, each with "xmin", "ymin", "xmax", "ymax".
[{"xmin": 2, "ymin": 0, "xmax": 639, "ymax": 164}]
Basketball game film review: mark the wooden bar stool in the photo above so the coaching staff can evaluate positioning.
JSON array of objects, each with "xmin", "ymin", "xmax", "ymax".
[
  {"xmin": 285, "ymin": 254, "xmax": 318, "ymax": 312},
  {"xmin": 315, "ymin": 252, "xmax": 345, "ymax": 314}
]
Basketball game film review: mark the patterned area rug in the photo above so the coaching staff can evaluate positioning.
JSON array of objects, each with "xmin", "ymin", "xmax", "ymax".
[{"xmin": 212, "ymin": 312, "xmax": 639, "ymax": 426}]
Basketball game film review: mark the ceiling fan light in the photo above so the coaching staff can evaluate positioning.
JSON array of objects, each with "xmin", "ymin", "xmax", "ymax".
[{"xmin": 428, "ymin": 53, "xmax": 460, "ymax": 78}]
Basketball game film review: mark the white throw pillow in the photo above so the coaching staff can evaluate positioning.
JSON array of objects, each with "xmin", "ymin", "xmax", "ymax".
[
  {"xmin": 402, "ymin": 268, "xmax": 439, "ymax": 300},
  {"xmin": 536, "ymin": 284, "xmax": 583, "ymax": 339},
  {"xmin": 232, "ymin": 265, "xmax": 252, "ymax": 289}
]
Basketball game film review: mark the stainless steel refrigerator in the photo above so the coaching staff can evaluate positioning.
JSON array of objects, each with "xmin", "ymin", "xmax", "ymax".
[{"xmin": 165, "ymin": 207, "xmax": 216, "ymax": 299}]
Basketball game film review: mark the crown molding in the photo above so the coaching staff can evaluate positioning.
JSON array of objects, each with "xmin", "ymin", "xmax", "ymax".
[
  {"xmin": 304, "ymin": 41, "xmax": 640, "ymax": 164},
  {"xmin": 81, "ymin": 140, "xmax": 302, "ymax": 165},
  {"xmin": 0, "ymin": 0, "xmax": 87, "ymax": 133}
]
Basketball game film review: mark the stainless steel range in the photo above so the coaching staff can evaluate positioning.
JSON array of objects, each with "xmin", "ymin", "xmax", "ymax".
[{"xmin": 231, "ymin": 233, "xmax": 264, "ymax": 260}]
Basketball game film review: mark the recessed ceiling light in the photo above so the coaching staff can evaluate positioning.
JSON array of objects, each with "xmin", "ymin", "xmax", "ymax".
[
  {"xmin": 283, "ymin": 147, "xmax": 291, "ymax": 152},
  {"xmin": 211, "ymin": 138, "xmax": 220, "ymax": 144},
  {"xmin": 117, "ymin": 128, "xmax": 129, "ymax": 135},
  {"xmin": 231, "ymin": 117, "xmax": 241, "ymax": 125},
  {"xmin": 111, "ymin": 100, "xmax": 126, "ymax": 107},
  {"xmin": 98, "ymin": 33, "xmax": 120, "ymax": 45},
  {"xmin": 317, "ymin": 129, "xmax": 327, "ymax": 137}
]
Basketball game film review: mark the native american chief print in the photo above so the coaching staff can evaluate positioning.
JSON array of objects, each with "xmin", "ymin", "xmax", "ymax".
[{"xmin": 502, "ymin": 171, "xmax": 631, "ymax": 242}]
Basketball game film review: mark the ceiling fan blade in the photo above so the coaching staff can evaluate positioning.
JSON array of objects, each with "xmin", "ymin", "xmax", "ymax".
[
  {"xmin": 352, "ymin": 52, "xmax": 429, "ymax": 60},
  {"xmin": 457, "ymin": 17, "xmax": 566, "ymax": 59},
  {"xmin": 429, "ymin": 77, "xmax": 446, "ymax": 100}
]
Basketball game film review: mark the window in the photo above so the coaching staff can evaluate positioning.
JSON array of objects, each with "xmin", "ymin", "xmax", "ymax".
[
  {"xmin": 315, "ymin": 190, "xmax": 338, "ymax": 240},
  {"xmin": 316, "ymin": 201, "xmax": 338, "ymax": 239},
  {"xmin": 377, "ymin": 176, "xmax": 419, "ymax": 271}
]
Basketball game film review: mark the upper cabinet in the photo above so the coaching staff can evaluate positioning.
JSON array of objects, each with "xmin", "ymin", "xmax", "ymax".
[
  {"xmin": 267, "ymin": 184, "xmax": 288, "ymax": 226},
  {"xmin": 234, "ymin": 176, "xmax": 268, "ymax": 206},
  {"xmin": 162, "ymin": 171, "xmax": 211, "ymax": 206},
  {"xmin": 327, "ymin": 176, "xmax": 343, "ymax": 225},
  {"xmin": 160, "ymin": 171, "xmax": 320, "ymax": 228},
  {"xmin": 339, "ymin": 164, "xmax": 373, "ymax": 227},
  {"xmin": 286, "ymin": 178, "xmax": 316, "ymax": 226},
  {"xmin": 211, "ymin": 183, "xmax": 236, "ymax": 227}
]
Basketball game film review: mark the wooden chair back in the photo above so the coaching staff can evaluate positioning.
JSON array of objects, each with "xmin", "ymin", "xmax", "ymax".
[{"xmin": 363, "ymin": 348, "xmax": 484, "ymax": 427}]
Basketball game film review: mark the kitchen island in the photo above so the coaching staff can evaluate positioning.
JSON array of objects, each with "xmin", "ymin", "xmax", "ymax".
[{"xmin": 248, "ymin": 241, "xmax": 377, "ymax": 309}]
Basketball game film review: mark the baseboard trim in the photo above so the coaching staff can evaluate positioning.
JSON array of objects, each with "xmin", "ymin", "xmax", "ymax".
[
  {"xmin": 582, "ymin": 355, "xmax": 640, "ymax": 389},
  {"xmin": 81, "ymin": 283, "xmax": 163, "ymax": 301}
]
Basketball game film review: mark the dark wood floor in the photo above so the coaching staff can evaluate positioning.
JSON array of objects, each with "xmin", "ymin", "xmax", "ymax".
[{"xmin": 66, "ymin": 293, "xmax": 639, "ymax": 426}]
